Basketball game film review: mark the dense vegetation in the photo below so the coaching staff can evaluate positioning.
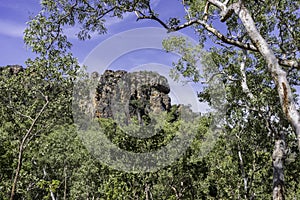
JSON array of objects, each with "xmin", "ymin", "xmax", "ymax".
[
  {"xmin": 0, "ymin": 63, "xmax": 299, "ymax": 199},
  {"xmin": 1, "ymin": 0, "xmax": 299, "ymax": 199}
]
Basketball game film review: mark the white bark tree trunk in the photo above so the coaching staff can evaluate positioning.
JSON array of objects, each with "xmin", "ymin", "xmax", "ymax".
[
  {"xmin": 230, "ymin": 3, "xmax": 292, "ymax": 200},
  {"xmin": 231, "ymin": 3, "xmax": 300, "ymax": 151},
  {"xmin": 272, "ymin": 139, "xmax": 286, "ymax": 200},
  {"xmin": 208, "ymin": 2, "xmax": 294, "ymax": 199}
]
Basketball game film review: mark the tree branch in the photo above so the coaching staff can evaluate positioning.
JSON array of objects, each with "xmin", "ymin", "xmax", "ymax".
[
  {"xmin": 203, "ymin": 1, "xmax": 210, "ymax": 21},
  {"xmin": 240, "ymin": 50, "xmax": 255, "ymax": 99},
  {"xmin": 136, "ymin": 12, "xmax": 258, "ymax": 52},
  {"xmin": 135, "ymin": 2, "xmax": 300, "ymax": 160},
  {"xmin": 10, "ymin": 95, "xmax": 49, "ymax": 200},
  {"xmin": 207, "ymin": 0, "xmax": 227, "ymax": 10},
  {"xmin": 135, "ymin": 11, "xmax": 170, "ymax": 30},
  {"xmin": 278, "ymin": 59, "xmax": 300, "ymax": 69},
  {"xmin": 236, "ymin": 132, "xmax": 248, "ymax": 199}
]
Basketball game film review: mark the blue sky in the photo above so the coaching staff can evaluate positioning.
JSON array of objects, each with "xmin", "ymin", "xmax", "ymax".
[
  {"xmin": 0, "ymin": 0, "xmax": 40, "ymax": 66},
  {"xmin": 0, "ymin": 0, "xmax": 214, "ymax": 113},
  {"xmin": 0, "ymin": 0, "xmax": 195, "ymax": 66},
  {"xmin": 1, "ymin": 1, "xmax": 298, "ymax": 121}
]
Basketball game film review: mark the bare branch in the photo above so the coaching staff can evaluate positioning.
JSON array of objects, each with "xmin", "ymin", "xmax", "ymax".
[
  {"xmin": 203, "ymin": 1, "xmax": 210, "ymax": 21},
  {"xmin": 209, "ymin": 0, "xmax": 238, "ymax": 22},
  {"xmin": 10, "ymin": 95, "xmax": 49, "ymax": 200},
  {"xmin": 220, "ymin": 7, "xmax": 234, "ymax": 22},
  {"xmin": 279, "ymin": 59, "xmax": 300, "ymax": 69},
  {"xmin": 236, "ymin": 131, "xmax": 248, "ymax": 199},
  {"xmin": 207, "ymin": 0, "xmax": 227, "ymax": 10},
  {"xmin": 170, "ymin": 19, "xmax": 257, "ymax": 51},
  {"xmin": 182, "ymin": 0, "xmax": 192, "ymax": 21},
  {"xmin": 136, "ymin": 12, "xmax": 170, "ymax": 30},
  {"xmin": 8, "ymin": 106, "xmax": 34, "ymax": 121},
  {"xmin": 136, "ymin": 11, "xmax": 258, "ymax": 52}
]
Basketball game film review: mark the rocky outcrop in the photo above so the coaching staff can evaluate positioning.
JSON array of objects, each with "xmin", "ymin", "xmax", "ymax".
[
  {"xmin": 93, "ymin": 70, "xmax": 171, "ymax": 124},
  {"xmin": 0, "ymin": 65, "xmax": 24, "ymax": 76}
]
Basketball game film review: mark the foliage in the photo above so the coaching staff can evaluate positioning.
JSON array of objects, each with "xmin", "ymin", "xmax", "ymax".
[{"xmin": 1, "ymin": 0, "xmax": 300, "ymax": 199}]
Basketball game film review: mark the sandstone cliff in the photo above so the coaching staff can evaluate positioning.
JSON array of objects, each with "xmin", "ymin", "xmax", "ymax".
[{"xmin": 93, "ymin": 70, "xmax": 172, "ymax": 125}]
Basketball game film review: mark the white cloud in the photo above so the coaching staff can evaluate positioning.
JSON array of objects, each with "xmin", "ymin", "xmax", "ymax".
[
  {"xmin": 0, "ymin": 19, "xmax": 25, "ymax": 38},
  {"xmin": 151, "ymin": 0, "xmax": 161, "ymax": 8},
  {"xmin": 0, "ymin": 0, "xmax": 37, "ymax": 10},
  {"xmin": 1, "ymin": 0, "xmax": 161, "ymax": 40}
]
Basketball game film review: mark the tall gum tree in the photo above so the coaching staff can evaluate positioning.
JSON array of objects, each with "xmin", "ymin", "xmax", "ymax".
[
  {"xmin": 135, "ymin": 0, "xmax": 300, "ymax": 151},
  {"xmin": 28, "ymin": 0, "xmax": 299, "ymax": 148},
  {"xmin": 24, "ymin": 0, "xmax": 299, "ymax": 199}
]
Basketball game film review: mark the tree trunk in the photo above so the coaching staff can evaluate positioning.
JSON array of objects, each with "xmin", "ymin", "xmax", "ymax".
[
  {"xmin": 64, "ymin": 166, "xmax": 67, "ymax": 200},
  {"xmin": 237, "ymin": 143, "xmax": 248, "ymax": 199},
  {"xmin": 10, "ymin": 143, "xmax": 24, "ymax": 200},
  {"xmin": 232, "ymin": 2, "xmax": 300, "ymax": 152},
  {"xmin": 10, "ymin": 97, "xmax": 48, "ymax": 200},
  {"xmin": 233, "ymin": 5, "xmax": 292, "ymax": 200},
  {"xmin": 212, "ymin": 3, "xmax": 293, "ymax": 199},
  {"xmin": 272, "ymin": 139, "xmax": 286, "ymax": 200}
]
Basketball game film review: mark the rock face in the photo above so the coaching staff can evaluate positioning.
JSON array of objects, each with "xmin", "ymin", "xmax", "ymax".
[
  {"xmin": 0, "ymin": 65, "xmax": 24, "ymax": 76},
  {"xmin": 93, "ymin": 70, "xmax": 171, "ymax": 124}
]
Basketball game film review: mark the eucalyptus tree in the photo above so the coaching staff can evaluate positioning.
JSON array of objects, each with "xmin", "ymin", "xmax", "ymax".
[
  {"xmin": 27, "ymin": 0, "xmax": 299, "ymax": 140},
  {"xmin": 0, "ymin": 58, "xmax": 78, "ymax": 200},
  {"xmin": 23, "ymin": 0, "xmax": 299, "ymax": 199},
  {"xmin": 200, "ymin": 48, "xmax": 300, "ymax": 199},
  {"xmin": 0, "ymin": 4, "xmax": 79, "ymax": 197}
]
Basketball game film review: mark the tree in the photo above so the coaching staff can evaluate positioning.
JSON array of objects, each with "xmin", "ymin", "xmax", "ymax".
[
  {"xmin": 157, "ymin": 1, "xmax": 299, "ymax": 198},
  {"xmin": 26, "ymin": 0, "xmax": 299, "ymax": 134},
  {"xmin": 139, "ymin": 0, "xmax": 299, "ymax": 147},
  {"xmin": 202, "ymin": 48, "xmax": 298, "ymax": 199},
  {"xmin": 0, "ymin": 6, "xmax": 80, "ymax": 197},
  {"xmin": 0, "ymin": 63, "xmax": 77, "ymax": 199},
  {"xmin": 23, "ymin": 0, "xmax": 299, "ymax": 199}
]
